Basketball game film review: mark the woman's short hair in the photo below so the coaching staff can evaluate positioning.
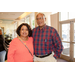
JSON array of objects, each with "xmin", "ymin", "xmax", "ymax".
[{"xmin": 16, "ymin": 23, "xmax": 32, "ymax": 37}]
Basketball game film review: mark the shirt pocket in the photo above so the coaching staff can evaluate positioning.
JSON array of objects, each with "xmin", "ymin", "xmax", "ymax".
[
  {"xmin": 42, "ymin": 39, "xmax": 49, "ymax": 47},
  {"xmin": 43, "ymin": 38, "xmax": 52, "ymax": 47}
]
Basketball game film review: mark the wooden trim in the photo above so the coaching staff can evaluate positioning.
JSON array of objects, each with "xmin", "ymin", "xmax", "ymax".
[
  {"xmin": 59, "ymin": 20, "xmax": 75, "ymax": 62},
  {"xmin": 70, "ymin": 22, "xmax": 74, "ymax": 61},
  {"xmin": 59, "ymin": 18, "xmax": 75, "ymax": 24},
  {"xmin": 34, "ymin": 12, "xmax": 38, "ymax": 27},
  {"xmin": 50, "ymin": 12, "xmax": 59, "ymax": 32},
  {"xmin": 60, "ymin": 54, "xmax": 70, "ymax": 61}
]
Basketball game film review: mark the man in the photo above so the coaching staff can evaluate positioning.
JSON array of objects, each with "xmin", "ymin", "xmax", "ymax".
[{"xmin": 32, "ymin": 13, "xmax": 63, "ymax": 62}]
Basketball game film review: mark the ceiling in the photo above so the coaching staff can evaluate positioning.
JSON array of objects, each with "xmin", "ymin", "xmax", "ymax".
[
  {"xmin": 0, "ymin": 12, "xmax": 24, "ymax": 20},
  {"xmin": 0, "ymin": 12, "xmax": 25, "ymax": 25}
]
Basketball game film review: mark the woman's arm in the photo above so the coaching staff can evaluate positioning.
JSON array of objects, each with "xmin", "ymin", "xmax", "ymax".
[{"xmin": 7, "ymin": 40, "xmax": 16, "ymax": 62}]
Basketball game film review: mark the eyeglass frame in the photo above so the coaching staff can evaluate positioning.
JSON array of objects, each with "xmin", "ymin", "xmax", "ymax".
[{"xmin": 36, "ymin": 16, "xmax": 45, "ymax": 20}]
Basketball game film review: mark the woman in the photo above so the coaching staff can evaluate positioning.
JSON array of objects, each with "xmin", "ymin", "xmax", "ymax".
[
  {"xmin": 0, "ymin": 29, "xmax": 6, "ymax": 62},
  {"xmin": 7, "ymin": 23, "xmax": 34, "ymax": 62}
]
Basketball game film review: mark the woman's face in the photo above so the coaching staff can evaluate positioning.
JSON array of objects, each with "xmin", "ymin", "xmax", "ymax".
[{"xmin": 20, "ymin": 25, "xmax": 29, "ymax": 37}]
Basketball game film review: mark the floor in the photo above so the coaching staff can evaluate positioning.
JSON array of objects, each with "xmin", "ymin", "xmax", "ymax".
[
  {"xmin": 57, "ymin": 58, "xmax": 68, "ymax": 62},
  {"xmin": 5, "ymin": 58, "xmax": 68, "ymax": 62}
]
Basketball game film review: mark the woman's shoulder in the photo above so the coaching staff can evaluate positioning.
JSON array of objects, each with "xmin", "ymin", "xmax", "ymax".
[
  {"xmin": 10, "ymin": 37, "xmax": 19, "ymax": 44},
  {"xmin": 29, "ymin": 37, "xmax": 33, "ymax": 39},
  {"xmin": 29, "ymin": 37, "xmax": 33, "ymax": 41},
  {"xmin": 12, "ymin": 37, "xmax": 18, "ymax": 41}
]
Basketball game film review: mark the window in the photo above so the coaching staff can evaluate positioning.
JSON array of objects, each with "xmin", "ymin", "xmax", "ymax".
[
  {"xmin": 59, "ymin": 12, "xmax": 75, "ymax": 21},
  {"xmin": 59, "ymin": 12, "xmax": 68, "ymax": 21},
  {"xmin": 59, "ymin": 12, "xmax": 75, "ymax": 61},
  {"xmin": 51, "ymin": 12, "xmax": 58, "ymax": 14},
  {"xmin": 69, "ymin": 12, "xmax": 75, "ymax": 19},
  {"xmin": 25, "ymin": 16, "xmax": 30, "ymax": 25},
  {"xmin": 62, "ymin": 24, "xmax": 70, "ymax": 42},
  {"xmin": 61, "ymin": 23, "xmax": 70, "ymax": 56},
  {"xmin": 62, "ymin": 42, "xmax": 70, "ymax": 56}
]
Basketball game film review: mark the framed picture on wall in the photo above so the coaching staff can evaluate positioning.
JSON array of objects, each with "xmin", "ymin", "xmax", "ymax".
[{"xmin": 1, "ymin": 27, "xmax": 4, "ymax": 35}]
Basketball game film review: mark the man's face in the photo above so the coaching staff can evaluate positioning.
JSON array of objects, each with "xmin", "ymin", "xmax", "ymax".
[{"xmin": 36, "ymin": 13, "xmax": 46, "ymax": 27}]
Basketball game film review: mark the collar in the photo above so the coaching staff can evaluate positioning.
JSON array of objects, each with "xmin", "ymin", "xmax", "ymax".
[{"xmin": 38, "ymin": 24, "xmax": 46, "ymax": 31}]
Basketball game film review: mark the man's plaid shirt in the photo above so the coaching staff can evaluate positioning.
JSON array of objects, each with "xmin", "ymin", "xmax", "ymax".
[{"xmin": 32, "ymin": 25, "xmax": 63, "ymax": 59}]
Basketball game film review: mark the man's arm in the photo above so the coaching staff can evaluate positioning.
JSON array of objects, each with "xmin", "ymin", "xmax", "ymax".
[{"xmin": 52, "ymin": 29, "xmax": 63, "ymax": 59}]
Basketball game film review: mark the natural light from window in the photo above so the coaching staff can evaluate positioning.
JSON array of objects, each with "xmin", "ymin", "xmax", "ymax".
[
  {"xmin": 69, "ymin": 12, "xmax": 75, "ymax": 19},
  {"xmin": 59, "ymin": 12, "xmax": 75, "ymax": 21},
  {"xmin": 60, "ymin": 12, "xmax": 75, "ymax": 58}
]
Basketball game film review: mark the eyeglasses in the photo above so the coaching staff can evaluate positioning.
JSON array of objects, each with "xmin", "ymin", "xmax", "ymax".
[{"xmin": 36, "ymin": 17, "xmax": 45, "ymax": 20}]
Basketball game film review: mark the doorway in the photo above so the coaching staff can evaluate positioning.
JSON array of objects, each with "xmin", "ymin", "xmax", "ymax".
[{"xmin": 59, "ymin": 19, "xmax": 75, "ymax": 61}]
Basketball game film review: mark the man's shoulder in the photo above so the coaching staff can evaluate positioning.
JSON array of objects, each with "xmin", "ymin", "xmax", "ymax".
[
  {"xmin": 45, "ymin": 25, "xmax": 58, "ymax": 33},
  {"xmin": 33, "ymin": 27, "xmax": 39, "ymax": 31},
  {"xmin": 32, "ymin": 25, "xmax": 56, "ymax": 31},
  {"xmin": 46, "ymin": 25, "xmax": 55, "ymax": 30}
]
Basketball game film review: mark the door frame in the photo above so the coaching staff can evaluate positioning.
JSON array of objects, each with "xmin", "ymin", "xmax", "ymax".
[{"xmin": 59, "ymin": 18, "xmax": 75, "ymax": 62}]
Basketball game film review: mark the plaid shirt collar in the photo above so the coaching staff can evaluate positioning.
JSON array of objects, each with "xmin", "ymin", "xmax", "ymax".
[{"xmin": 38, "ymin": 24, "xmax": 46, "ymax": 31}]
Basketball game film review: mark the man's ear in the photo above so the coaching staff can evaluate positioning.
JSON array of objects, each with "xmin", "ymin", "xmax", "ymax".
[
  {"xmin": 44, "ymin": 18, "xmax": 46, "ymax": 22},
  {"xmin": 44, "ymin": 18, "xmax": 46, "ymax": 21}
]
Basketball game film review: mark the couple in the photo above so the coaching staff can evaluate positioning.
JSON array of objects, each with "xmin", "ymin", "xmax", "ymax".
[{"xmin": 7, "ymin": 13, "xmax": 63, "ymax": 62}]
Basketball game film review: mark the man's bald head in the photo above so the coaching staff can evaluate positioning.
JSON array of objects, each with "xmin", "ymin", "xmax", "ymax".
[{"xmin": 36, "ymin": 13, "xmax": 45, "ymax": 18}]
